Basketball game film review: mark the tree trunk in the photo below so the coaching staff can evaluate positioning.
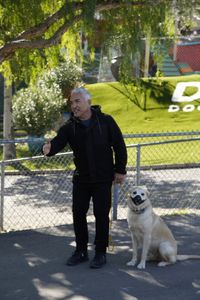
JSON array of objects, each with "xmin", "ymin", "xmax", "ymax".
[{"xmin": 3, "ymin": 80, "xmax": 16, "ymax": 160}]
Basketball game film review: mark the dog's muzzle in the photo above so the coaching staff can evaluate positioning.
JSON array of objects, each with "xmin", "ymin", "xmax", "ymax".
[{"xmin": 131, "ymin": 195, "xmax": 145, "ymax": 206}]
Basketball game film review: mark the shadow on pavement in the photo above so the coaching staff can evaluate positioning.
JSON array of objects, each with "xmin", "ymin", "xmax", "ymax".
[{"xmin": 0, "ymin": 216, "xmax": 199, "ymax": 300}]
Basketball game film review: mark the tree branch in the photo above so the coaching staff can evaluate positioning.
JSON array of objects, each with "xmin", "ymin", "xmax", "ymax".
[
  {"xmin": 17, "ymin": 2, "xmax": 83, "ymax": 40},
  {"xmin": 96, "ymin": 1, "xmax": 146, "ymax": 12},
  {"xmin": 0, "ymin": 0, "xmax": 167, "ymax": 64},
  {"xmin": 96, "ymin": 0, "xmax": 166, "ymax": 12},
  {"xmin": 0, "ymin": 14, "xmax": 82, "ymax": 64}
]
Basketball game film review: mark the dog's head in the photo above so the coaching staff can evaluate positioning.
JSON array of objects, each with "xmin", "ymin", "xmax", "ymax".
[
  {"xmin": 128, "ymin": 186, "xmax": 150, "ymax": 212},
  {"xmin": 130, "ymin": 186, "xmax": 148, "ymax": 205}
]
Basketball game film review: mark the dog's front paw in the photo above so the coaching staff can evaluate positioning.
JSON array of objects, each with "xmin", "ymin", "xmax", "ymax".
[
  {"xmin": 126, "ymin": 259, "xmax": 137, "ymax": 266},
  {"xmin": 137, "ymin": 261, "xmax": 146, "ymax": 269}
]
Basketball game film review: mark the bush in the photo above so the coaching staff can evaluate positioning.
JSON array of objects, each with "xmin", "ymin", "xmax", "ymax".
[
  {"xmin": 13, "ymin": 83, "xmax": 65, "ymax": 136},
  {"xmin": 13, "ymin": 59, "xmax": 82, "ymax": 137},
  {"xmin": 39, "ymin": 59, "xmax": 83, "ymax": 101}
]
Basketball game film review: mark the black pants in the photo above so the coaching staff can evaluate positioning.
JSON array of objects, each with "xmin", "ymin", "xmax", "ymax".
[{"xmin": 72, "ymin": 181, "xmax": 112, "ymax": 253}]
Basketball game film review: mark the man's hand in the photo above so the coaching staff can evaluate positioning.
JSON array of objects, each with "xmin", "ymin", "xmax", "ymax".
[
  {"xmin": 114, "ymin": 173, "xmax": 125, "ymax": 184},
  {"xmin": 43, "ymin": 141, "xmax": 51, "ymax": 156}
]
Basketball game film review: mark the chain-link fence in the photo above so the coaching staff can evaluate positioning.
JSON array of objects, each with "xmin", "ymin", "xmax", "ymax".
[
  {"xmin": 0, "ymin": 131, "xmax": 200, "ymax": 232},
  {"xmin": 116, "ymin": 136, "xmax": 200, "ymax": 220}
]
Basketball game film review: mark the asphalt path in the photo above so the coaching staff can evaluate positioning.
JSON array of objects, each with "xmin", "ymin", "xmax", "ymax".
[{"xmin": 0, "ymin": 216, "xmax": 199, "ymax": 300}]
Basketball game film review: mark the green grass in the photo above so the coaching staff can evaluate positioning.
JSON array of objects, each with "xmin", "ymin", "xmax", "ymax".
[
  {"xmin": 86, "ymin": 74, "xmax": 200, "ymax": 133},
  {"xmin": 123, "ymin": 139, "xmax": 200, "ymax": 168},
  {"xmin": 3, "ymin": 156, "xmax": 74, "ymax": 172},
  {"xmin": 2, "ymin": 75, "xmax": 200, "ymax": 169},
  {"xmin": 86, "ymin": 75, "xmax": 200, "ymax": 167}
]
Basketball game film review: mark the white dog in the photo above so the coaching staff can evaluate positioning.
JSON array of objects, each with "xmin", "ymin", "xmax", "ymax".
[{"xmin": 127, "ymin": 186, "xmax": 200, "ymax": 269}]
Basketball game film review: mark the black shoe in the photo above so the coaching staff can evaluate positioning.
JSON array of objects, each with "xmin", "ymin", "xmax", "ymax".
[
  {"xmin": 90, "ymin": 252, "xmax": 106, "ymax": 269},
  {"xmin": 66, "ymin": 250, "xmax": 88, "ymax": 266}
]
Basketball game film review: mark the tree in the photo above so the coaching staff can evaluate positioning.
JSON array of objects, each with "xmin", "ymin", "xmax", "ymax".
[
  {"xmin": 0, "ymin": 0, "xmax": 199, "ymax": 157},
  {"xmin": 3, "ymin": 80, "xmax": 16, "ymax": 159},
  {"xmin": 0, "ymin": 1, "xmax": 198, "ymax": 70}
]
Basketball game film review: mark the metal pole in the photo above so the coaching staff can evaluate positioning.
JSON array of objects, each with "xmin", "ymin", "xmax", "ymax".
[
  {"xmin": 144, "ymin": 30, "xmax": 151, "ymax": 77},
  {"xmin": 173, "ymin": 0, "xmax": 178, "ymax": 62},
  {"xmin": 112, "ymin": 184, "xmax": 119, "ymax": 220},
  {"xmin": 0, "ymin": 162, "xmax": 5, "ymax": 231},
  {"xmin": 136, "ymin": 144, "xmax": 141, "ymax": 186}
]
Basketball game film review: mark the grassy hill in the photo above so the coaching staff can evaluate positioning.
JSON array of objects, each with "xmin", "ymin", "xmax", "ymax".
[{"xmin": 86, "ymin": 75, "xmax": 200, "ymax": 133}]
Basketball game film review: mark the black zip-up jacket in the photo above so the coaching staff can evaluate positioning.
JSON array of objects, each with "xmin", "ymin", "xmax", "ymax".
[{"xmin": 46, "ymin": 105, "xmax": 127, "ymax": 183}]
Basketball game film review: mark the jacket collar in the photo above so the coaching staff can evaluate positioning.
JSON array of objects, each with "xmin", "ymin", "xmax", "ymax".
[{"xmin": 70, "ymin": 105, "xmax": 101, "ymax": 123}]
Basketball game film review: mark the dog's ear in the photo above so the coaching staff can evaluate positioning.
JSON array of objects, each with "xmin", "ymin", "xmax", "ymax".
[
  {"xmin": 139, "ymin": 185, "xmax": 149, "ymax": 195},
  {"xmin": 143, "ymin": 186, "xmax": 149, "ymax": 196}
]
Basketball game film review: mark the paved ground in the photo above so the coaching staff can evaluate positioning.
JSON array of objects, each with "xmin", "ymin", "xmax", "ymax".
[{"xmin": 0, "ymin": 216, "xmax": 200, "ymax": 300}]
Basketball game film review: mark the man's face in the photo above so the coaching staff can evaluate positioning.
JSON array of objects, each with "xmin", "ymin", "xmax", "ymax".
[{"xmin": 69, "ymin": 92, "xmax": 91, "ymax": 120}]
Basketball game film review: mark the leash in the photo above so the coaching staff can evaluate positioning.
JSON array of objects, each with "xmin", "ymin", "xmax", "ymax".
[
  {"xmin": 108, "ymin": 216, "xmax": 115, "ymax": 252},
  {"xmin": 108, "ymin": 183, "xmax": 128, "ymax": 252},
  {"xmin": 108, "ymin": 185, "xmax": 115, "ymax": 252}
]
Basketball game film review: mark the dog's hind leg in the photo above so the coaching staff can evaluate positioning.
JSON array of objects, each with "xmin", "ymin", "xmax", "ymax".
[
  {"xmin": 127, "ymin": 230, "xmax": 137, "ymax": 266},
  {"xmin": 158, "ymin": 241, "xmax": 177, "ymax": 267}
]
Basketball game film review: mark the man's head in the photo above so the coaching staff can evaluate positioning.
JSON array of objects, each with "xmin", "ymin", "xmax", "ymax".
[{"xmin": 70, "ymin": 87, "xmax": 92, "ymax": 120}]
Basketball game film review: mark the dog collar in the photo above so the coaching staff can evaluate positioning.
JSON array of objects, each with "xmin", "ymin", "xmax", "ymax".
[{"xmin": 132, "ymin": 207, "xmax": 146, "ymax": 214}]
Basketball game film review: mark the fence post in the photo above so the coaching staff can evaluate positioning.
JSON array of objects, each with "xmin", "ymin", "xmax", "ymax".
[
  {"xmin": 0, "ymin": 161, "xmax": 5, "ymax": 231},
  {"xmin": 136, "ymin": 144, "xmax": 141, "ymax": 185},
  {"xmin": 112, "ymin": 183, "xmax": 119, "ymax": 220}
]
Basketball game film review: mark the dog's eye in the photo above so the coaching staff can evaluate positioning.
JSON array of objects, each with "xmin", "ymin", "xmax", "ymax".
[
  {"xmin": 133, "ymin": 191, "xmax": 137, "ymax": 195},
  {"xmin": 141, "ymin": 193, "xmax": 144, "ymax": 196}
]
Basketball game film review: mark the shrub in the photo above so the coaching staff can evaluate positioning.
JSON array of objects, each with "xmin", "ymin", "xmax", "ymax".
[
  {"xmin": 39, "ymin": 59, "xmax": 83, "ymax": 101},
  {"xmin": 13, "ymin": 83, "xmax": 65, "ymax": 136}
]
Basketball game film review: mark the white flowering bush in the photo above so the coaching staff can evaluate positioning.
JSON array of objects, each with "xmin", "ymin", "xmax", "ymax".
[
  {"xmin": 13, "ymin": 83, "xmax": 65, "ymax": 136},
  {"xmin": 13, "ymin": 59, "xmax": 82, "ymax": 137},
  {"xmin": 40, "ymin": 59, "xmax": 83, "ymax": 100}
]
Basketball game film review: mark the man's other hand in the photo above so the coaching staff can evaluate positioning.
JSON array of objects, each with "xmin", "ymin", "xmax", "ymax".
[{"xmin": 114, "ymin": 173, "xmax": 125, "ymax": 184}]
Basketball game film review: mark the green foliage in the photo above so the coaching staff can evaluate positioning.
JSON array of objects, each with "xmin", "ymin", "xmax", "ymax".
[
  {"xmin": 12, "ymin": 83, "xmax": 64, "ymax": 136},
  {"xmin": 39, "ymin": 58, "xmax": 83, "ymax": 100},
  {"xmin": 0, "ymin": 0, "xmax": 43, "ymax": 41},
  {"xmin": 12, "ymin": 58, "xmax": 82, "ymax": 135},
  {"xmin": 10, "ymin": 48, "xmax": 51, "ymax": 84},
  {"xmin": 0, "ymin": 0, "xmax": 65, "ymax": 81},
  {"xmin": 0, "ymin": 0, "xmax": 199, "ymax": 84},
  {"xmin": 0, "ymin": 0, "xmax": 64, "ymax": 40},
  {"xmin": 82, "ymin": 0, "xmax": 97, "ymax": 28},
  {"xmin": 100, "ymin": 1, "xmax": 173, "ymax": 82}
]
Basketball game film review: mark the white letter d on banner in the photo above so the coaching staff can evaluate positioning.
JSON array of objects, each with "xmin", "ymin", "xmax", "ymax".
[{"xmin": 172, "ymin": 82, "xmax": 200, "ymax": 102}]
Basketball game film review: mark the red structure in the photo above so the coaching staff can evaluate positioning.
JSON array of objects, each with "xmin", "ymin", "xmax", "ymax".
[{"xmin": 170, "ymin": 42, "xmax": 200, "ymax": 74}]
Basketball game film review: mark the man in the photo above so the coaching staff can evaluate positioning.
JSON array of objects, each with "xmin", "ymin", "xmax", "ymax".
[{"xmin": 43, "ymin": 87, "xmax": 127, "ymax": 268}]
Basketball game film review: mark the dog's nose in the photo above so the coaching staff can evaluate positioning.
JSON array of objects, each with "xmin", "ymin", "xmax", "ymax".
[
  {"xmin": 131, "ymin": 195, "xmax": 143, "ymax": 205},
  {"xmin": 134, "ymin": 195, "xmax": 142, "ymax": 202}
]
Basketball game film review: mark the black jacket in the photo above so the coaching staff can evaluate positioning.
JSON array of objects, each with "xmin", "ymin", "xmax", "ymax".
[{"xmin": 47, "ymin": 106, "xmax": 127, "ymax": 183}]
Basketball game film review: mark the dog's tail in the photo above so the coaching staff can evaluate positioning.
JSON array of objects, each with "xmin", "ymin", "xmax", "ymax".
[{"xmin": 177, "ymin": 254, "xmax": 200, "ymax": 261}]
